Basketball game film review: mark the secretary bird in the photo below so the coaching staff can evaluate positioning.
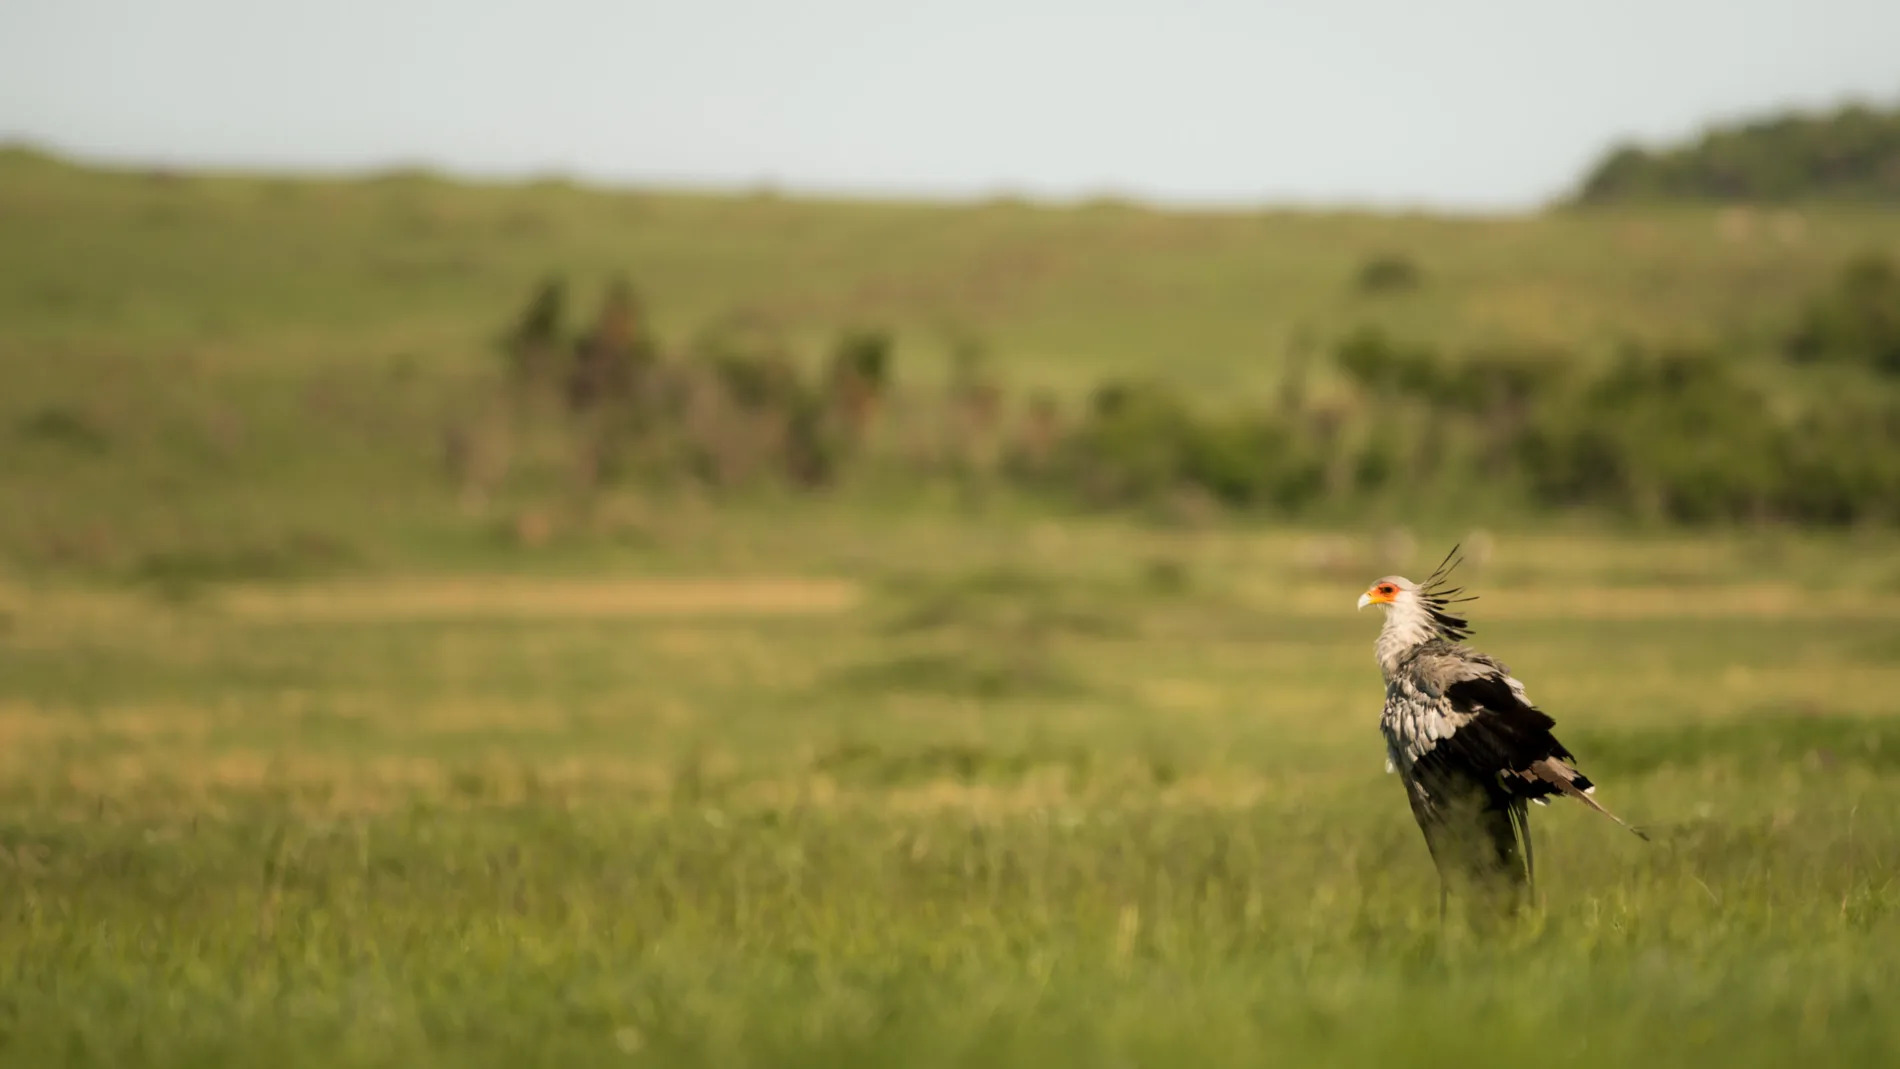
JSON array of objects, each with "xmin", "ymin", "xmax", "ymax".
[{"xmin": 1357, "ymin": 547, "xmax": 1647, "ymax": 920}]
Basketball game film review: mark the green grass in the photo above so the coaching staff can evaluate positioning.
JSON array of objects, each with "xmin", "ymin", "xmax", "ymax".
[
  {"xmin": 5, "ymin": 149, "xmax": 1900, "ymax": 1064},
  {"xmin": 3, "ymin": 527, "xmax": 1900, "ymax": 1066},
  {"xmin": 7, "ymin": 146, "xmax": 1897, "ymax": 388},
  {"xmin": 5, "ymin": 147, "xmax": 1900, "ymax": 576}
]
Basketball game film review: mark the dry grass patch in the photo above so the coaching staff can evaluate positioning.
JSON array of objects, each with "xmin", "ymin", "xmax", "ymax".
[{"xmin": 215, "ymin": 575, "xmax": 864, "ymax": 623}]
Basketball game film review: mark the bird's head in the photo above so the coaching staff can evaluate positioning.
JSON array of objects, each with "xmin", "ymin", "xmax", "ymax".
[
  {"xmin": 1356, "ymin": 576, "xmax": 1413, "ymax": 612},
  {"xmin": 1357, "ymin": 545, "xmax": 1475, "ymax": 642}
]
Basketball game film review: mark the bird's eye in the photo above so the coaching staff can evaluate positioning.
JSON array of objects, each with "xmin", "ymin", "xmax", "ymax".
[{"xmin": 1379, "ymin": 585, "xmax": 1395, "ymax": 594}]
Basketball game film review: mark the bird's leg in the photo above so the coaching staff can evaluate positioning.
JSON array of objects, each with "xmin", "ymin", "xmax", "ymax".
[
  {"xmin": 1522, "ymin": 823, "xmax": 1537, "ymax": 909},
  {"xmin": 1438, "ymin": 879, "xmax": 1448, "ymax": 929}
]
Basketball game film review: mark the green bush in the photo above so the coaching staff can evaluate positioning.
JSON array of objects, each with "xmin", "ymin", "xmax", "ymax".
[
  {"xmin": 1354, "ymin": 254, "xmax": 1424, "ymax": 294},
  {"xmin": 1524, "ymin": 348, "xmax": 1792, "ymax": 522},
  {"xmin": 1335, "ymin": 328, "xmax": 1440, "ymax": 398},
  {"xmin": 829, "ymin": 328, "xmax": 892, "ymax": 390},
  {"xmin": 1337, "ymin": 329, "xmax": 1562, "ymax": 416},
  {"xmin": 1050, "ymin": 381, "xmax": 1324, "ymax": 512},
  {"xmin": 499, "ymin": 274, "xmax": 567, "ymax": 384},
  {"xmin": 1772, "ymin": 403, "xmax": 1900, "ymax": 524},
  {"xmin": 1786, "ymin": 254, "xmax": 1900, "ymax": 373},
  {"xmin": 477, "ymin": 275, "xmax": 1900, "ymax": 528}
]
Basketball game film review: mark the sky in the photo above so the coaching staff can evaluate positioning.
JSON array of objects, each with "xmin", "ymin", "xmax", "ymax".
[{"xmin": 1, "ymin": 0, "xmax": 1896, "ymax": 211}]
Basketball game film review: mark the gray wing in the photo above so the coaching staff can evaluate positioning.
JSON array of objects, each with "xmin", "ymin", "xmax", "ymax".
[{"xmin": 1403, "ymin": 645, "xmax": 1648, "ymax": 837}]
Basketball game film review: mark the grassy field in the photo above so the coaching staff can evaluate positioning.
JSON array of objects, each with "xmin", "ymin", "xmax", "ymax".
[
  {"xmin": 3, "ymin": 520, "xmax": 1900, "ymax": 1066},
  {"xmin": 5, "ymin": 150, "xmax": 1900, "ymax": 1065}
]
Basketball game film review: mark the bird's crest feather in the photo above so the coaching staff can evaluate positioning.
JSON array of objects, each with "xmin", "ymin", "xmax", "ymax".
[{"xmin": 1419, "ymin": 543, "xmax": 1476, "ymax": 642}]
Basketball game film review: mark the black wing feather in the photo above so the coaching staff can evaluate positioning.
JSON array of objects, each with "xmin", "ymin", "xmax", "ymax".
[
  {"xmin": 1438, "ymin": 675, "xmax": 1592, "ymax": 798},
  {"xmin": 1402, "ymin": 668, "xmax": 1593, "ymax": 894}
]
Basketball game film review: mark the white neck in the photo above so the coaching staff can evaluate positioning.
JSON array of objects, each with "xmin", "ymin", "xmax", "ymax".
[{"xmin": 1374, "ymin": 595, "xmax": 1438, "ymax": 678}]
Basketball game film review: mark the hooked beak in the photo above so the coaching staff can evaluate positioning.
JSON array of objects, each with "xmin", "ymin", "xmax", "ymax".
[{"xmin": 1356, "ymin": 592, "xmax": 1372, "ymax": 611}]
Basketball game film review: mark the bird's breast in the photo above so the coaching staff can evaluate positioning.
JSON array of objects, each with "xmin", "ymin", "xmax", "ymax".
[{"xmin": 1380, "ymin": 675, "xmax": 1474, "ymax": 767}]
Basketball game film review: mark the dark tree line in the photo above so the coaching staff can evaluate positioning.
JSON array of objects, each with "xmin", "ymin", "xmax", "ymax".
[{"xmin": 1573, "ymin": 100, "xmax": 1900, "ymax": 204}]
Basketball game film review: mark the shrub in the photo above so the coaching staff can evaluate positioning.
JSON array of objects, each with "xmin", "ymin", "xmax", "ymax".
[
  {"xmin": 829, "ymin": 328, "xmax": 892, "ymax": 391},
  {"xmin": 1521, "ymin": 347, "xmax": 1784, "ymax": 522},
  {"xmin": 1786, "ymin": 254, "xmax": 1900, "ymax": 373},
  {"xmin": 473, "ymin": 274, "xmax": 1900, "ymax": 529},
  {"xmin": 1354, "ymin": 254, "xmax": 1424, "ymax": 294},
  {"xmin": 1051, "ymin": 380, "xmax": 1323, "ymax": 512},
  {"xmin": 826, "ymin": 327, "xmax": 894, "ymax": 441},
  {"xmin": 500, "ymin": 274, "xmax": 567, "ymax": 385},
  {"xmin": 567, "ymin": 276, "xmax": 657, "ymax": 413},
  {"xmin": 1335, "ymin": 327, "xmax": 1440, "ymax": 397}
]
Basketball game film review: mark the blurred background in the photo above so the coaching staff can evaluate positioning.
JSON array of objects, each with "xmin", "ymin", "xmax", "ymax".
[{"xmin": 3, "ymin": 2, "xmax": 1900, "ymax": 1065}]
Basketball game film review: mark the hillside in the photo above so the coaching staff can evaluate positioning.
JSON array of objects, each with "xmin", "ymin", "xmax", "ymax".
[
  {"xmin": 6, "ymin": 144, "xmax": 1894, "ymax": 387},
  {"xmin": 5, "ymin": 147, "xmax": 1900, "ymax": 580}
]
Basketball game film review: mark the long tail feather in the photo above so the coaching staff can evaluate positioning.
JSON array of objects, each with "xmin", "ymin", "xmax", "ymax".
[
  {"xmin": 1528, "ymin": 758, "xmax": 1651, "ymax": 841},
  {"xmin": 1508, "ymin": 797, "xmax": 1536, "ymax": 894}
]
